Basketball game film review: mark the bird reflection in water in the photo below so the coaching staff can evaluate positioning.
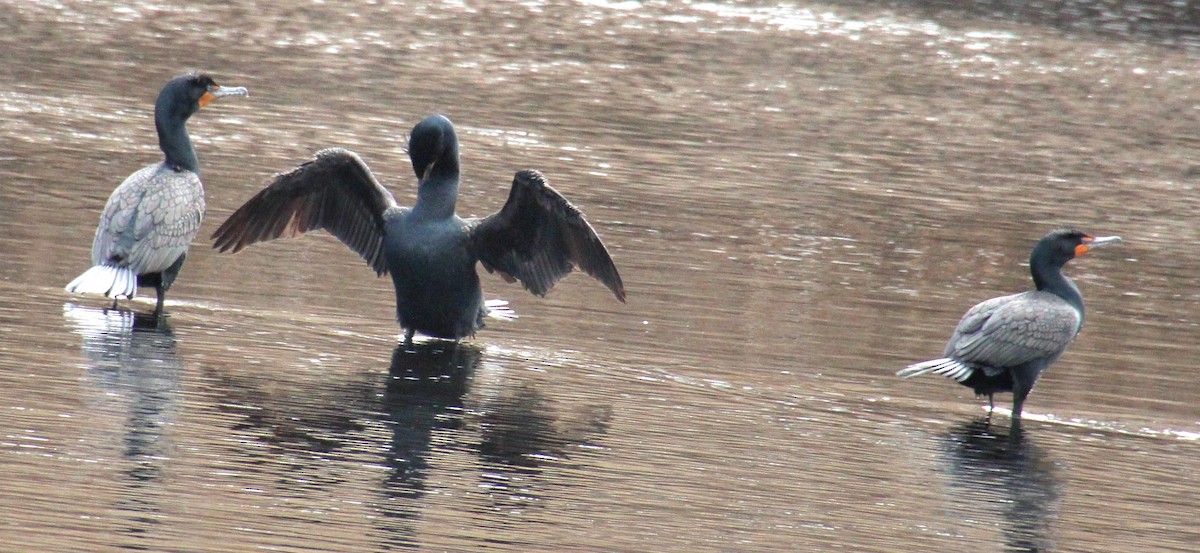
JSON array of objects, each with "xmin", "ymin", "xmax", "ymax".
[
  {"xmin": 359, "ymin": 341, "xmax": 476, "ymax": 548},
  {"xmin": 942, "ymin": 418, "xmax": 1061, "ymax": 553},
  {"xmin": 63, "ymin": 303, "xmax": 183, "ymax": 548},
  {"xmin": 383, "ymin": 341, "xmax": 480, "ymax": 491},
  {"xmin": 378, "ymin": 341, "xmax": 611, "ymax": 540}
]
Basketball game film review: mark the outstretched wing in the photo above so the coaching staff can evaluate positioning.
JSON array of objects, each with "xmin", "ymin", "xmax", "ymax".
[
  {"xmin": 468, "ymin": 170, "xmax": 625, "ymax": 301},
  {"xmin": 211, "ymin": 148, "xmax": 398, "ymax": 275}
]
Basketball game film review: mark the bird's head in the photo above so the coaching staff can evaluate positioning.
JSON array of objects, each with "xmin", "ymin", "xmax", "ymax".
[
  {"xmin": 1034, "ymin": 228, "xmax": 1122, "ymax": 268},
  {"xmin": 156, "ymin": 73, "xmax": 247, "ymax": 122},
  {"xmin": 408, "ymin": 114, "xmax": 459, "ymax": 183}
]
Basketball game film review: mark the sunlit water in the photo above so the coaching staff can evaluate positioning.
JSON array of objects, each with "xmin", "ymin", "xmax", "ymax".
[{"xmin": 2, "ymin": 1, "xmax": 1199, "ymax": 551}]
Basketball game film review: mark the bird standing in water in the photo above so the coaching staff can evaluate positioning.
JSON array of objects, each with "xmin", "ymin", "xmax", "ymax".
[
  {"xmin": 212, "ymin": 114, "xmax": 625, "ymax": 345},
  {"xmin": 897, "ymin": 229, "xmax": 1121, "ymax": 424},
  {"xmin": 65, "ymin": 73, "xmax": 248, "ymax": 317}
]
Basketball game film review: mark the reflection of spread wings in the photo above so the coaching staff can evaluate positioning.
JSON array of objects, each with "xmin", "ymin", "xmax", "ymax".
[
  {"xmin": 947, "ymin": 291, "xmax": 1080, "ymax": 373},
  {"xmin": 468, "ymin": 170, "xmax": 625, "ymax": 301},
  {"xmin": 211, "ymin": 148, "xmax": 398, "ymax": 275}
]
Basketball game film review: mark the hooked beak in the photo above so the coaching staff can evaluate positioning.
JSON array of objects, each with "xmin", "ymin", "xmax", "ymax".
[
  {"xmin": 420, "ymin": 159, "xmax": 437, "ymax": 183},
  {"xmin": 199, "ymin": 84, "xmax": 249, "ymax": 108},
  {"xmin": 1075, "ymin": 235, "xmax": 1122, "ymax": 256}
]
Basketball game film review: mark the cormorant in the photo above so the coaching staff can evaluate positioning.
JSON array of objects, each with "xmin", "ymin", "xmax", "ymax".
[
  {"xmin": 65, "ymin": 73, "xmax": 248, "ymax": 316},
  {"xmin": 897, "ymin": 228, "xmax": 1121, "ymax": 422},
  {"xmin": 212, "ymin": 114, "xmax": 624, "ymax": 344}
]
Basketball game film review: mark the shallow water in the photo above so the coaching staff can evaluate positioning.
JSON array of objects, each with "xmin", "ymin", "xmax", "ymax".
[{"xmin": 2, "ymin": 1, "xmax": 1200, "ymax": 551}]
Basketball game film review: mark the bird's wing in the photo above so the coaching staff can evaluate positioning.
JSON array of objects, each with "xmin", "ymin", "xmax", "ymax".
[
  {"xmin": 943, "ymin": 293, "xmax": 1019, "ymax": 355},
  {"xmin": 467, "ymin": 169, "xmax": 625, "ymax": 301},
  {"xmin": 92, "ymin": 164, "xmax": 204, "ymax": 274},
  {"xmin": 947, "ymin": 291, "xmax": 1080, "ymax": 369},
  {"xmin": 211, "ymin": 148, "xmax": 398, "ymax": 275}
]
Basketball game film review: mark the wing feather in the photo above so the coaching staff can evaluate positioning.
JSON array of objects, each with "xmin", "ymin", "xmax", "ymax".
[
  {"xmin": 468, "ymin": 170, "xmax": 625, "ymax": 301},
  {"xmin": 211, "ymin": 148, "xmax": 398, "ymax": 275},
  {"xmin": 92, "ymin": 164, "xmax": 204, "ymax": 275},
  {"xmin": 946, "ymin": 291, "xmax": 1080, "ymax": 368}
]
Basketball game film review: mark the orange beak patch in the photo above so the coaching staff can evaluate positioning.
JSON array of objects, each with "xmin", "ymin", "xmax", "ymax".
[
  {"xmin": 1075, "ymin": 236, "xmax": 1094, "ymax": 256},
  {"xmin": 198, "ymin": 90, "xmax": 216, "ymax": 108}
]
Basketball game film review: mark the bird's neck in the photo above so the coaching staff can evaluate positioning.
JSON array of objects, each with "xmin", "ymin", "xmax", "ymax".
[
  {"xmin": 157, "ymin": 115, "xmax": 199, "ymax": 173},
  {"xmin": 1033, "ymin": 264, "xmax": 1084, "ymax": 315},
  {"xmin": 414, "ymin": 174, "xmax": 459, "ymax": 219}
]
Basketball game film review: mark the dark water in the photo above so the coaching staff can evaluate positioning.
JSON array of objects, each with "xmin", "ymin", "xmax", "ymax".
[{"xmin": 2, "ymin": 1, "xmax": 1199, "ymax": 551}]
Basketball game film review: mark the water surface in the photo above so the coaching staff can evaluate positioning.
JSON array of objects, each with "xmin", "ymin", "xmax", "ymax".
[{"xmin": 2, "ymin": 1, "xmax": 1199, "ymax": 551}]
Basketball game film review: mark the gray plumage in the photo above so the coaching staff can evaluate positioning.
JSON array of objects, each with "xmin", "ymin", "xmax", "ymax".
[
  {"xmin": 899, "ymin": 292, "xmax": 1081, "ymax": 383},
  {"xmin": 898, "ymin": 229, "xmax": 1121, "ymax": 423},
  {"xmin": 212, "ymin": 114, "xmax": 625, "ymax": 344},
  {"xmin": 99, "ymin": 165, "xmax": 204, "ymax": 274},
  {"xmin": 946, "ymin": 292, "xmax": 1081, "ymax": 376},
  {"xmin": 65, "ymin": 73, "xmax": 246, "ymax": 316}
]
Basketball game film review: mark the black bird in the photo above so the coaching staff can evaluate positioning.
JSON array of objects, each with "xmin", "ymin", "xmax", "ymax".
[
  {"xmin": 211, "ymin": 114, "xmax": 625, "ymax": 344},
  {"xmin": 897, "ymin": 229, "xmax": 1121, "ymax": 422},
  {"xmin": 65, "ymin": 73, "xmax": 248, "ymax": 316}
]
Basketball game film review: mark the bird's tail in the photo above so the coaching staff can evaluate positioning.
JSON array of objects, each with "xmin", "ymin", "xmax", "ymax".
[
  {"xmin": 65, "ymin": 265, "xmax": 137, "ymax": 300},
  {"xmin": 485, "ymin": 299, "xmax": 517, "ymax": 321},
  {"xmin": 897, "ymin": 358, "xmax": 975, "ymax": 382}
]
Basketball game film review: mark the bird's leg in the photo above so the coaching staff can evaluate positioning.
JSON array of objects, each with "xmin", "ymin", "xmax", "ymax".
[
  {"xmin": 1009, "ymin": 413, "xmax": 1024, "ymax": 433},
  {"xmin": 1011, "ymin": 396, "xmax": 1026, "ymax": 421},
  {"xmin": 403, "ymin": 328, "xmax": 416, "ymax": 350},
  {"xmin": 110, "ymin": 298, "xmax": 119, "ymax": 310},
  {"xmin": 154, "ymin": 254, "xmax": 184, "ymax": 320},
  {"xmin": 1011, "ymin": 384, "xmax": 1029, "ymax": 423},
  {"xmin": 153, "ymin": 283, "xmax": 166, "ymax": 319}
]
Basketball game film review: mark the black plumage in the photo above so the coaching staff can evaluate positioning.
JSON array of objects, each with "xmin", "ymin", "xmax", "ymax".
[
  {"xmin": 898, "ymin": 229, "xmax": 1122, "ymax": 422},
  {"xmin": 212, "ymin": 114, "xmax": 625, "ymax": 344},
  {"xmin": 65, "ymin": 73, "xmax": 247, "ymax": 316}
]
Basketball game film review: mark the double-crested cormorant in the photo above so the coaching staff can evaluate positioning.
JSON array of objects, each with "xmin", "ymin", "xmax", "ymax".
[
  {"xmin": 211, "ymin": 114, "xmax": 625, "ymax": 344},
  {"xmin": 897, "ymin": 228, "xmax": 1122, "ymax": 422},
  {"xmin": 65, "ymin": 73, "xmax": 248, "ymax": 316}
]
